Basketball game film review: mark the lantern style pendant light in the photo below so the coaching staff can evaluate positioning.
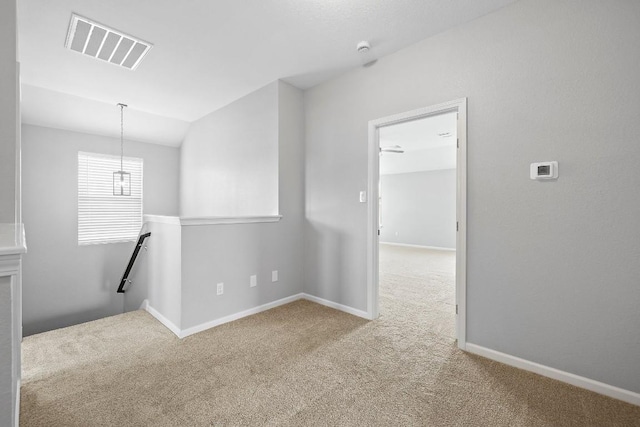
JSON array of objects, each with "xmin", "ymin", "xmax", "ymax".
[{"xmin": 113, "ymin": 103, "xmax": 131, "ymax": 196}]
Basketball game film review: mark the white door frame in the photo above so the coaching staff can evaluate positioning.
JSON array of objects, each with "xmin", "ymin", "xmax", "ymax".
[{"xmin": 366, "ymin": 98, "xmax": 468, "ymax": 349}]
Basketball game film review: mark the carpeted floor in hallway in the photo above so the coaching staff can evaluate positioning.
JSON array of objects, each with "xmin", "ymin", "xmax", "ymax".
[{"xmin": 20, "ymin": 244, "xmax": 640, "ymax": 426}]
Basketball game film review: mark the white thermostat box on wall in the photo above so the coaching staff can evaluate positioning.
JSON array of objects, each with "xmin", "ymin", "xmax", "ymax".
[{"xmin": 530, "ymin": 161, "xmax": 558, "ymax": 180}]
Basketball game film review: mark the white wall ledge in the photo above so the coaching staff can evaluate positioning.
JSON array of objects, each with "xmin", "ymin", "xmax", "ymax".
[
  {"xmin": 0, "ymin": 246, "xmax": 27, "ymax": 257},
  {"xmin": 0, "ymin": 224, "xmax": 27, "ymax": 256},
  {"xmin": 143, "ymin": 215, "xmax": 282, "ymax": 226},
  {"xmin": 180, "ymin": 215, "xmax": 282, "ymax": 226}
]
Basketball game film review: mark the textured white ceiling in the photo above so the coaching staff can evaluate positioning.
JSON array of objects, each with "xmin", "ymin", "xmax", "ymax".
[{"xmin": 18, "ymin": 0, "xmax": 517, "ymax": 144}]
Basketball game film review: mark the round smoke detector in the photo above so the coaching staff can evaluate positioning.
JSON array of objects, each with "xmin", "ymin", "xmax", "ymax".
[{"xmin": 357, "ymin": 41, "xmax": 370, "ymax": 53}]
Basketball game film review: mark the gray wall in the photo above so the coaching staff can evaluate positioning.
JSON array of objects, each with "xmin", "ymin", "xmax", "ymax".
[
  {"xmin": 380, "ymin": 169, "xmax": 456, "ymax": 249},
  {"xmin": 0, "ymin": 0, "xmax": 18, "ymax": 224},
  {"xmin": 180, "ymin": 81, "xmax": 305, "ymax": 329},
  {"xmin": 180, "ymin": 82, "xmax": 279, "ymax": 217},
  {"xmin": 304, "ymin": 0, "xmax": 640, "ymax": 393},
  {"xmin": 21, "ymin": 124, "xmax": 180, "ymax": 335},
  {"xmin": 125, "ymin": 219, "xmax": 182, "ymax": 326}
]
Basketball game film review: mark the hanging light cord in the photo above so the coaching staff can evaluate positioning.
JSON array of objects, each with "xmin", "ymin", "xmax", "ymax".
[{"xmin": 119, "ymin": 103, "xmax": 125, "ymax": 172}]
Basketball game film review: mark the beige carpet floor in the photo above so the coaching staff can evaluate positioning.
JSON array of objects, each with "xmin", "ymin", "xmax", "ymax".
[{"xmin": 21, "ymin": 245, "xmax": 640, "ymax": 426}]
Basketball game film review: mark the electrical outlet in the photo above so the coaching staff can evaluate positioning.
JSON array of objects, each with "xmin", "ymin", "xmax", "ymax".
[
  {"xmin": 216, "ymin": 282, "xmax": 224, "ymax": 295},
  {"xmin": 250, "ymin": 275, "xmax": 257, "ymax": 287},
  {"xmin": 271, "ymin": 270, "xmax": 278, "ymax": 282}
]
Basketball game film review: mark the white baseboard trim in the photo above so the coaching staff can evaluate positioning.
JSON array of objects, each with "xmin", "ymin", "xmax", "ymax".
[
  {"xmin": 142, "ymin": 294, "xmax": 371, "ymax": 340},
  {"xmin": 465, "ymin": 343, "xmax": 640, "ymax": 407},
  {"xmin": 141, "ymin": 300, "xmax": 182, "ymax": 338},
  {"xmin": 380, "ymin": 242, "xmax": 455, "ymax": 252},
  {"xmin": 302, "ymin": 293, "xmax": 370, "ymax": 320},
  {"xmin": 14, "ymin": 378, "xmax": 20, "ymax": 427},
  {"xmin": 180, "ymin": 293, "xmax": 304, "ymax": 338}
]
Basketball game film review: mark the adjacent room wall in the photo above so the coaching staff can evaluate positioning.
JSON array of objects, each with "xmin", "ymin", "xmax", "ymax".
[
  {"xmin": 380, "ymin": 169, "xmax": 456, "ymax": 249},
  {"xmin": 21, "ymin": 124, "xmax": 180, "ymax": 335},
  {"xmin": 179, "ymin": 81, "xmax": 304, "ymax": 330},
  {"xmin": 304, "ymin": 0, "xmax": 640, "ymax": 394},
  {"xmin": 0, "ymin": 0, "xmax": 18, "ymax": 225},
  {"xmin": 180, "ymin": 82, "xmax": 279, "ymax": 217}
]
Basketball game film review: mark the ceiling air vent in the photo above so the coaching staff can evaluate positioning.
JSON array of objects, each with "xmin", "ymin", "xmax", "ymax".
[{"xmin": 65, "ymin": 14, "xmax": 152, "ymax": 70}]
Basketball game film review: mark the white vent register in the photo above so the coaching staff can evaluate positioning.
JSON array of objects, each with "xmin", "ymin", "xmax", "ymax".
[{"xmin": 65, "ymin": 14, "xmax": 152, "ymax": 70}]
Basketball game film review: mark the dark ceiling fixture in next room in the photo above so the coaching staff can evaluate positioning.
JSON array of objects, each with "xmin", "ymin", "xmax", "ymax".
[{"xmin": 380, "ymin": 145, "xmax": 405, "ymax": 154}]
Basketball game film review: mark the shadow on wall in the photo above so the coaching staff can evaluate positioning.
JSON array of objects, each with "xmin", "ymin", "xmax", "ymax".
[
  {"xmin": 304, "ymin": 219, "xmax": 347, "ymax": 304},
  {"xmin": 23, "ymin": 302, "xmax": 124, "ymax": 337},
  {"xmin": 22, "ymin": 240, "xmax": 146, "ymax": 336}
]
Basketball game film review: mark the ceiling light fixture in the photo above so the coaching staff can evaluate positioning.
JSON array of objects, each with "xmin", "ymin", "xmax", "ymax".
[
  {"xmin": 113, "ymin": 103, "xmax": 131, "ymax": 196},
  {"xmin": 65, "ymin": 13, "xmax": 153, "ymax": 70}
]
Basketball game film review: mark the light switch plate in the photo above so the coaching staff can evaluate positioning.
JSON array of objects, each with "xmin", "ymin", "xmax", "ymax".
[
  {"xmin": 271, "ymin": 270, "xmax": 278, "ymax": 282},
  {"xmin": 250, "ymin": 275, "xmax": 257, "ymax": 287}
]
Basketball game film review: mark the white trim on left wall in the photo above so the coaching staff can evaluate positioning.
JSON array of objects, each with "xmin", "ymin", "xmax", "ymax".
[
  {"xmin": 14, "ymin": 379, "xmax": 20, "ymax": 427},
  {"xmin": 0, "ymin": 248, "xmax": 25, "ymax": 427}
]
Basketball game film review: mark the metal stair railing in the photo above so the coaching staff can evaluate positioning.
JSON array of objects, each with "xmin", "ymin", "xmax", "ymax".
[{"xmin": 117, "ymin": 232, "xmax": 151, "ymax": 293}]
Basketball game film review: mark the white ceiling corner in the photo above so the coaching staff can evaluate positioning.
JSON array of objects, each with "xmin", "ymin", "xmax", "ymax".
[{"xmin": 17, "ymin": 0, "xmax": 518, "ymax": 146}]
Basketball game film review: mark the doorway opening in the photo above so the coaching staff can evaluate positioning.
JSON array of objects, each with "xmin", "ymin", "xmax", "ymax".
[{"xmin": 367, "ymin": 99, "xmax": 467, "ymax": 349}]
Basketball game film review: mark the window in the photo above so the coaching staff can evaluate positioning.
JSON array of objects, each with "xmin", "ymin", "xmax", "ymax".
[{"xmin": 78, "ymin": 151, "xmax": 143, "ymax": 245}]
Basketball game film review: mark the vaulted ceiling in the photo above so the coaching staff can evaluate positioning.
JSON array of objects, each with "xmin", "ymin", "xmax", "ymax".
[{"xmin": 18, "ymin": 0, "xmax": 518, "ymax": 146}]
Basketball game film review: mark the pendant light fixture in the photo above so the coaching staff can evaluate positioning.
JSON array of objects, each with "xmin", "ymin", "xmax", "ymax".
[{"xmin": 113, "ymin": 103, "xmax": 131, "ymax": 196}]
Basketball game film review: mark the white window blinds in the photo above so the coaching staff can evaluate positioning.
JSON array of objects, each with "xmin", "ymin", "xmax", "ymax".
[{"xmin": 78, "ymin": 152, "xmax": 143, "ymax": 245}]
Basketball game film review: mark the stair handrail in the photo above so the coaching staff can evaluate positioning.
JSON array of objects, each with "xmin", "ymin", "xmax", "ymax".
[{"xmin": 117, "ymin": 232, "xmax": 151, "ymax": 293}]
